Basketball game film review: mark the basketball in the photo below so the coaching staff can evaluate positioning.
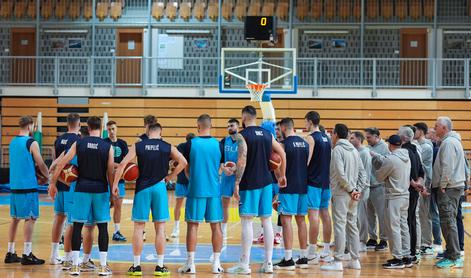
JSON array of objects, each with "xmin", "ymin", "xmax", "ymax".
[
  {"xmin": 59, "ymin": 164, "xmax": 79, "ymax": 185},
  {"xmin": 35, "ymin": 166, "xmax": 48, "ymax": 185},
  {"xmin": 122, "ymin": 162, "xmax": 139, "ymax": 181},
  {"xmin": 269, "ymin": 151, "xmax": 282, "ymax": 170}
]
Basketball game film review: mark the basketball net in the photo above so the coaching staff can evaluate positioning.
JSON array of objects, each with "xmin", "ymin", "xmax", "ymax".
[{"xmin": 246, "ymin": 83, "xmax": 268, "ymax": 102}]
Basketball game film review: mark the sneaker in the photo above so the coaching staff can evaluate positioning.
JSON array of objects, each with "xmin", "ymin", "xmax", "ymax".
[
  {"xmin": 274, "ymin": 233, "xmax": 282, "ymax": 245},
  {"xmin": 227, "ymin": 263, "xmax": 251, "ymax": 275},
  {"xmin": 127, "ymin": 265, "xmax": 142, "ymax": 276},
  {"xmin": 359, "ymin": 243, "xmax": 367, "ymax": 252},
  {"xmin": 50, "ymin": 256, "xmax": 63, "ymax": 265},
  {"xmin": 261, "ymin": 261, "xmax": 273, "ymax": 273},
  {"xmin": 460, "ymin": 250, "xmax": 465, "ymax": 257},
  {"xmin": 155, "ymin": 265, "xmax": 171, "ymax": 276},
  {"xmin": 319, "ymin": 249, "xmax": 331, "ymax": 260},
  {"xmin": 98, "ymin": 265, "xmax": 112, "ymax": 276},
  {"xmin": 211, "ymin": 263, "xmax": 224, "ymax": 274},
  {"xmin": 411, "ymin": 255, "xmax": 420, "ymax": 264},
  {"xmin": 4, "ymin": 252, "xmax": 21, "ymax": 263},
  {"xmin": 366, "ymin": 239, "xmax": 378, "ymax": 250},
  {"xmin": 345, "ymin": 259, "xmax": 361, "ymax": 270},
  {"xmin": 274, "ymin": 258, "xmax": 295, "ymax": 271},
  {"xmin": 142, "ymin": 231, "xmax": 146, "ymax": 242},
  {"xmin": 69, "ymin": 265, "xmax": 80, "ymax": 276},
  {"xmin": 295, "ymin": 257, "xmax": 309, "ymax": 269},
  {"xmin": 170, "ymin": 228, "xmax": 180, "ymax": 238},
  {"xmin": 62, "ymin": 260, "xmax": 73, "ymax": 271},
  {"xmin": 382, "ymin": 258, "xmax": 404, "ymax": 269},
  {"xmin": 433, "ymin": 244, "xmax": 443, "ymax": 254},
  {"xmin": 436, "ymin": 258, "xmax": 455, "ymax": 269},
  {"xmin": 254, "ymin": 233, "xmax": 264, "ymax": 244},
  {"xmin": 320, "ymin": 260, "xmax": 343, "ymax": 271},
  {"xmin": 79, "ymin": 259, "xmax": 96, "ymax": 272},
  {"xmin": 420, "ymin": 246, "xmax": 435, "ymax": 256},
  {"xmin": 402, "ymin": 257, "xmax": 413, "ymax": 268},
  {"xmin": 307, "ymin": 254, "xmax": 320, "ymax": 265},
  {"xmin": 112, "ymin": 231, "xmax": 127, "ymax": 241},
  {"xmin": 375, "ymin": 240, "xmax": 388, "ymax": 251},
  {"xmin": 177, "ymin": 262, "xmax": 196, "ymax": 274},
  {"xmin": 453, "ymin": 257, "xmax": 464, "ymax": 268},
  {"xmin": 436, "ymin": 252, "xmax": 445, "ymax": 259},
  {"xmin": 59, "ymin": 235, "xmax": 65, "ymax": 250},
  {"xmin": 21, "ymin": 253, "xmax": 45, "ymax": 265}
]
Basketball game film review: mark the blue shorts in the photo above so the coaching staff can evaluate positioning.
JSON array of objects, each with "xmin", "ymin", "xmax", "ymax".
[
  {"xmin": 239, "ymin": 184, "xmax": 273, "ymax": 217},
  {"xmin": 175, "ymin": 183, "xmax": 188, "ymax": 198},
  {"xmin": 72, "ymin": 192, "xmax": 110, "ymax": 224},
  {"xmin": 278, "ymin": 193, "xmax": 308, "ymax": 216},
  {"xmin": 185, "ymin": 197, "xmax": 222, "ymax": 223},
  {"xmin": 54, "ymin": 191, "xmax": 67, "ymax": 215},
  {"xmin": 10, "ymin": 192, "xmax": 39, "ymax": 219},
  {"xmin": 132, "ymin": 182, "xmax": 169, "ymax": 222},
  {"xmin": 118, "ymin": 181, "xmax": 126, "ymax": 198},
  {"xmin": 307, "ymin": 187, "xmax": 331, "ymax": 210},
  {"xmin": 220, "ymin": 181, "xmax": 234, "ymax": 198},
  {"xmin": 272, "ymin": 183, "xmax": 279, "ymax": 197}
]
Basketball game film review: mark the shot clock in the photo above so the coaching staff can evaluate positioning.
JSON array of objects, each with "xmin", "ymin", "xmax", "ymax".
[{"xmin": 244, "ymin": 16, "xmax": 277, "ymax": 42}]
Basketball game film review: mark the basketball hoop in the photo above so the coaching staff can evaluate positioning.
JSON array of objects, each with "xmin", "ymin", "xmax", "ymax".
[{"xmin": 246, "ymin": 83, "xmax": 268, "ymax": 102}]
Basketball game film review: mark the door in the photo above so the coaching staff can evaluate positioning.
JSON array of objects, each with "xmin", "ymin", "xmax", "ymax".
[
  {"xmin": 11, "ymin": 28, "xmax": 36, "ymax": 84},
  {"xmin": 400, "ymin": 28, "xmax": 427, "ymax": 86},
  {"xmin": 116, "ymin": 29, "xmax": 143, "ymax": 86}
]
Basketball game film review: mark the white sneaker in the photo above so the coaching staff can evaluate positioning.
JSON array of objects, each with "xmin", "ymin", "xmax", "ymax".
[
  {"xmin": 433, "ymin": 244, "xmax": 443, "ymax": 254},
  {"xmin": 460, "ymin": 251, "xmax": 465, "ymax": 257},
  {"xmin": 97, "ymin": 265, "xmax": 112, "ymax": 276},
  {"xmin": 341, "ymin": 253, "xmax": 352, "ymax": 261},
  {"xmin": 227, "ymin": 263, "xmax": 251, "ymax": 275},
  {"xmin": 320, "ymin": 261, "xmax": 343, "ymax": 271},
  {"xmin": 171, "ymin": 228, "xmax": 179, "ymax": 238},
  {"xmin": 69, "ymin": 265, "xmax": 80, "ymax": 276},
  {"xmin": 178, "ymin": 262, "xmax": 196, "ymax": 274},
  {"xmin": 359, "ymin": 243, "xmax": 367, "ymax": 252},
  {"xmin": 49, "ymin": 256, "xmax": 63, "ymax": 265},
  {"xmin": 261, "ymin": 261, "xmax": 273, "ymax": 273},
  {"xmin": 320, "ymin": 249, "xmax": 333, "ymax": 262},
  {"xmin": 212, "ymin": 263, "xmax": 224, "ymax": 274},
  {"xmin": 345, "ymin": 259, "xmax": 361, "ymax": 270},
  {"xmin": 307, "ymin": 254, "xmax": 320, "ymax": 265}
]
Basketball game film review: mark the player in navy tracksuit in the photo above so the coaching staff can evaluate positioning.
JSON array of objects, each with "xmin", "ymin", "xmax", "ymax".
[
  {"xmin": 113, "ymin": 121, "xmax": 187, "ymax": 276},
  {"xmin": 50, "ymin": 116, "xmax": 115, "ymax": 276},
  {"xmin": 227, "ymin": 106, "xmax": 287, "ymax": 275},
  {"xmin": 5, "ymin": 116, "xmax": 48, "ymax": 265}
]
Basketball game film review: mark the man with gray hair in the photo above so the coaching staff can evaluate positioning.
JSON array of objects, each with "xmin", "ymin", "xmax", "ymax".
[
  {"xmin": 433, "ymin": 116, "xmax": 466, "ymax": 269},
  {"xmin": 398, "ymin": 126, "xmax": 425, "ymax": 265}
]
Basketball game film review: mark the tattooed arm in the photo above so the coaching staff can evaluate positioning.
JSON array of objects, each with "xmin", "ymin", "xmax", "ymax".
[{"xmin": 234, "ymin": 133, "xmax": 247, "ymax": 199}]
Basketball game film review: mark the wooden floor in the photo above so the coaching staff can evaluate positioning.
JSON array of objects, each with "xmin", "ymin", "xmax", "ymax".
[{"xmin": 0, "ymin": 190, "xmax": 470, "ymax": 277}]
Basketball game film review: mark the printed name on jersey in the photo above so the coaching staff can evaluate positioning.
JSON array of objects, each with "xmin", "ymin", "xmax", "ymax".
[
  {"xmin": 87, "ymin": 142, "xmax": 98, "ymax": 149},
  {"xmin": 322, "ymin": 137, "xmax": 328, "ymax": 142},
  {"xmin": 255, "ymin": 131, "xmax": 264, "ymax": 136},
  {"xmin": 61, "ymin": 139, "xmax": 68, "ymax": 145},
  {"xmin": 292, "ymin": 141, "xmax": 306, "ymax": 148},
  {"xmin": 145, "ymin": 144, "xmax": 160, "ymax": 151}
]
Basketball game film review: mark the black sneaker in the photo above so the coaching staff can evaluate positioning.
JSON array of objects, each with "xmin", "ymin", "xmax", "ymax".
[
  {"xmin": 375, "ymin": 240, "xmax": 388, "ymax": 251},
  {"xmin": 21, "ymin": 253, "xmax": 45, "ymax": 265},
  {"xmin": 366, "ymin": 239, "xmax": 378, "ymax": 249},
  {"xmin": 403, "ymin": 257, "xmax": 413, "ymax": 268},
  {"xmin": 383, "ymin": 258, "xmax": 404, "ymax": 269},
  {"xmin": 127, "ymin": 265, "xmax": 143, "ymax": 276},
  {"xmin": 411, "ymin": 255, "xmax": 420, "ymax": 264},
  {"xmin": 295, "ymin": 257, "xmax": 308, "ymax": 269},
  {"xmin": 4, "ymin": 252, "xmax": 21, "ymax": 263},
  {"xmin": 274, "ymin": 258, "xmax": 295, "ymax": 270},
  {"xmin": 154, "ymin": 264, "xmax": 171, "ymax": 276}
]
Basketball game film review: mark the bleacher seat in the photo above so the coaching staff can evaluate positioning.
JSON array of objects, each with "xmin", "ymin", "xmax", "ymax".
[
  {"xmin": 14, "ymin": 0, "xmax": 27, "ymax": 18},
  {"xmin": 83, "ymin": 0, "xmax": 93, "ymax": 20},
  {"xmin": 180, "ymin": 1, "xmax": 192, "ymax": 21},
  {"xmin": 261, "ymin": 1, "xmax": 275, "ymax": 16},
  {"xmin": 152, "ymin": 1, "xmax": 165, "ymax": 20},
  {"xmin": 222, "ymin": 0, "xmax": 233, "ymax": 20},
  {"xmin": 469, "ymin": 0, "xmax": 471, "ymax": 16},
  {"xmin": 96, "ymin": 1, "xmax": 109, "ymax": 21},
  {"xmin": 395, "ymin": 0, "xmax": 407, "ymax": 20},
  {"xmin": 68, "ymin": 0, "xmax": 81, "ymax": 19},
  {"xmin": 0, "ymin": 0, "xmax": 13, "ymax": 18},
  {"xmin": 381, "ymin": 0, "xmax": 393, "ymax": 19},
  {"xmin": 235, "ymin": 0, "xmax": 247, "ymax": 20},
  {"xmin": 353, "ymin": 0, "xmax": 361, "ymax": 19},
  {"xmin": 27, "ymin": 0, "xmax": 36, "ymax": 18},
  {"xmin": 110, "ymin": 1, "xmax": 122, "ymax": 20},
  {"xmin": 247, "ymin": 0, "xmax": 261, "ymax": 16},
  {"xmin": 338, "ymin": 0, "xmax": 350, "ymax": 19},
  {"xmin": 275, "ymin": 0, "xmax": 288, "ymax": 21},
  {"xmin": 423, "ymin": 0, "xmax": 433, "ymax": 19},
  {"xmin": 55, "ymin": 0, "xmax": 67, "ymax": 19},
  {"xmin": 208, "ymin": 1, "xmax": 218, "ymax": 21},
  {"xmin": 40, "ymin": 0, "xmax": 53, "ymax": 20},
  {"xmin": 409, "ymin": 0, "xmax": 421, "ymax": 19},
  {"xmin": 325, "ymin": 0, "xmax": 335, "ymax": 19},
  {"xmin": 367, "ymin": 0, "xmax": 378, "ymax": 19},
  {"xmin": 193, "ymin": 0, "xmax": 206, "ymax": 21},
  {"xmin": 310, "ymin": 0, "xmax": 321, "ymax": 20},
  {"xmin": 166, "ymin": 1, "xmax": 178, "ymax": 21}
]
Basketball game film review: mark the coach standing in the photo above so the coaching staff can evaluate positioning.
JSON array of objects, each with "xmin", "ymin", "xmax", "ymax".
[{"xmin": 432, "ymin": 117, "xmax": 466, "ymax": 269}]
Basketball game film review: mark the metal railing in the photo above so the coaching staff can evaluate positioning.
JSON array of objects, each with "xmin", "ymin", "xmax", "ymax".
[{"xmin": 0, "ymin": 56, "xmax": 470, "ymax": 95}]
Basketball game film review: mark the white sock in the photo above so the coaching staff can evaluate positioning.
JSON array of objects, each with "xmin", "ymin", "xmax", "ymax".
[
  {"xmin": 222, "ymin": 223, "xmax": 227, "ymax": 234},
  {"xmin": 72, "ymin": 251, "xmax": 80, "ymax": 266},
  {"xmin": 99, "ymin": 252, "xmax": 107, "ymax": 267},
  {"xmin": 23, "ymin": 242, "xmax": 32, "ymax": 255},
  {"xmin": 284, "ymin": 249, "xmax": 292, "ymax": 261},
  {"xmin": 300, "ymin": 249, "xmax": 308, "ymax": 258},
  {"xmin": 83, "ymin": 253, "xmax": 90, "ymax": 263},
  {"xmin": 308, "ymin": 244, "xmax": 317, "ymax": 257},
  {"xmin": 323, "ymin": 242, "xmax": 330, "ymax": 252},
  {"xmin": 114, "ymin": 223, "xmax": 120, "ymax": 233},
  {"xmin": 51, "ymin": 243, "xmax": 59, "ymax": 259},
  {"xmin": 157, "ymin": 255, "xmax": 164, "ymax": 267},
  {"xmin": 213, "ymin": 252, "xmax": 221, "ymax": 266},
  {"xmin": 133, "ymin": 255, "xmax": 141, "ymax": 267},
  {"xmin": 175, "ymin": 221, "xmax": 180, "ymax": 230},
  {"xmin": 8, "ymin": 242, "xmax": 15, "ymax": 253},
  {"xmin": 261, "ymin": 217, "xmax": 274, "ymax": 264},
  {"xmin": 241, "ymin": 218, "xmax": 253, "ymax": 266},
  {"xmin": 64, "ymin": 252, "xmax": 71, "ymax": 261},
  {"xmin": 187, "ymin": 252, "xmax": 195, "ymax": 265}
]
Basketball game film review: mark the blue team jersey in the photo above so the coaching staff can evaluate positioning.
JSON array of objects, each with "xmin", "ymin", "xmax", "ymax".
[
  {"xmin": 176, "ymin": 143, "xmax": 189, "ymax": 185},
  {"xmin": 54, "ymin": 133, "xmax": 81, "ymax": 191},
  {"xmin": 282, "ymin": 136, "xmax": 309, "ymax": 194},
  {"xmin": 9, "ymin": 136, "xmax": 38, "ymax": 190},
  {"xmin": 135, "ymin": 138, "xmax": 171, "ymax": 193},
  {"xmin": 220, "ymin": 136, "xmax": 238, "ymax": 187},
  {"xmin": 183, "ymin": 136, "xmax": 223, "ymax": 198},
  {"xmin": 75, "ymin": 136, "xmax": 111, "ymax": 193},
  {"xmin": 307, "ymin": 131, "xmax": 331, "ymax": 189},
  {"xmin": 239, "ymin": 126, "xmax": 273, "ymax": 191}
]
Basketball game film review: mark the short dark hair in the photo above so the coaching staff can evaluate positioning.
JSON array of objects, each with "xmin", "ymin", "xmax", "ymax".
[
  {"xmin": 186, "ymin": 133, "xmax": 196, "ymax": 141},
  {"xmin": 334, "ymin": 123, "xmax": 349, "ymax": 139},
  {"xmin": 106, "ymin": 120, "xmax": 117, "ymax": 127},
  {"xmin": 319, "ymin": 124, "xmax": 326, "ymax": 134},
  {"xmin": 87, "ymin": 116, "xmax": 101, "ymax": 131},
  {"xmin": 242, "ymin": 105, "xmax": 257, "ymax": 118},
  {"xmin": 280, "ymin": 117, "xmax": 294, "ymax": 130},
  {"xmin": 67, "ymin": 113, "xmax": 80, "ymax": 126},
  {"xmin": 414, "ymin": 122, "xmax": 428, "ymax": 134},
  {"xmin": 148, "ymin": 122, "xmax": 162, "ymax": 131},
  {"xmin": 197, "ymin": 114, "xmax": 212, "ymax": 128},
  {"xmin": 19, "ymin": 116, "xmax": 34, "ymax": 128},
  {"xmin": 228, "ymin": 118, "xmax": 240, "ymax": 125},
  {"xmin": 365, "ymin": 127, "xmax": 380, "ymax": 136},
  {"xmin": 276, "ymin": 121, "xmax": 281, "ymax": 126},
  {"xmin": 305, "ymin": 111, "xmax": 320, "ymax": 126},
  {"xmin": 144, "ymin": 115, "xmax": 157, "ymax": 126},
  {"xmin": 352, "ymin": 131, "xmax": 365, "ymax": 143}
]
